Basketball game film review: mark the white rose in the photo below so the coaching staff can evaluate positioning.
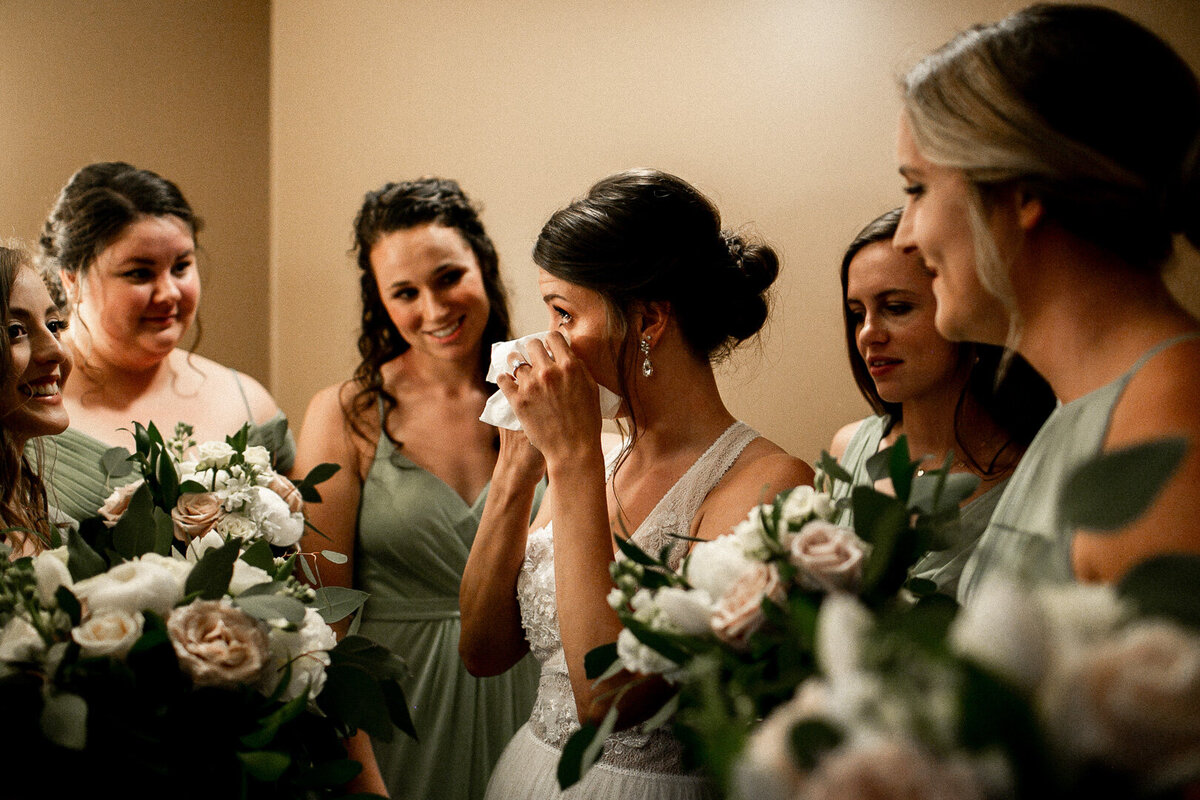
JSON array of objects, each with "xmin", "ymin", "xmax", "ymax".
[
  {"xmin": 787, "ymin": 520, "xmax": 867, "ymax": 593},
  {"xmin": 260, "ymin": 607, "xmax": 337, "ymax": 701},
  {"xmin": 245, "ymin": 486, "xmax": 305, "ymax": 547},
  {"xmin": 616, "ymin": 626, "xmax": 679, "ymax": 678},
  {"xmin": 72, "ymin": 609, "xmax": 144, "ymax": 658},
  {"xmin": 1039, "ymin": 619, "xmax": 1200, "ymax": 787},
  {"xmin": 73, "ymin": 558, "xmax": 184, "ymax": 617},
  {"xmin": 1037, "ymin": 582, "xmax": 1129, "ymax": 666},
  {"xmin": 98, "ymin": 480, "xmax": 145, "ymax": 528},
  {"xmin": 215, "ymin": 513, "xmax": 258, "ymax": 541},
  {"xmin": 654, "ymin": 586, "xmax": 715, "ymax": 636},
  {"xmin": 731, "ymin": 506, "xmax": 775, "ymax": 559},
  {"xmin": 33, "ymin": 547, "xmax": 73, "ymax": 604},
  {"xmin": 243, "ymin": 445, "xmax": 271, "ymax": 472},
  {"xmin": 184, "ymin": 530, "xmax": 227, "ymax": 562},
  {"xmin": 951, "ymin": 576, "xmax": 1050, "ymax": 692},
  {"xmin": 0, "ymin": 616, "xmax": 45, "ymax": 662},
  {"xmin": 711, "ymin": 562, "xmax": 787, "ymax": 649},
  {"xmin": 781, "ymin": 485, "xmax": 838, "ymax": 525},
  {"xmin": 685, "ymin": 534, "xmax": 758, "ymax": 601},
  {"xmin": 135, "ymin": 553, "xmax": 193, "ymax": 593},
  {"xmin": 194, "ymin": 441, "xmax": 236, "ymax": 471},
  {"xmin": 229, "ymin": 560, "xmax": 273, "ymax": 596}
]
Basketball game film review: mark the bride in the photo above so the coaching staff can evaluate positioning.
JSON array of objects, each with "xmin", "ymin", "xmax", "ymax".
[{"xmin": 460, "ymin": 168, "xmax": 814, "ymax": 798}]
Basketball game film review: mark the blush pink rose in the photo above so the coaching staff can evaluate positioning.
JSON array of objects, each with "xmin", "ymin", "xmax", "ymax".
[
  {"xmin": 803, "ymin": 738, "xmax": 988, "ymax": 800},
  {"xmin": 171, "ymin": 492, "xmax": 225, "ymax": 542},
  {"xmin": 787, "ymin": 520, "xmax": 866, "ymax": 593},
  {"xmin": 167, "ymin": 599, "xmax": 270, "ymax": 688},
  {"xmin": 711, "ymin": 562, "xmax": 786, "ymax": 649},
  {"xmin": 266, "ymin": 474, "xmax": 304, "ymax": 514},
  {"xmin": 98, "ymin": 480, "xmax": 146, "ymax": 528}
]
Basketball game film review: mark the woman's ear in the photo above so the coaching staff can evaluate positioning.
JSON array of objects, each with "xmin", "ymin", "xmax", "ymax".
[
  {"xmin": 633, "ymin": 301, "xmax": 671, "ymax": 347},
  {"xmin": 1015, "ymin": 187, "xmax": 1045, "ymax": 232},
  {"xmin": 59, "ymin": 268, "xmax": 78, "ymax": 302}
]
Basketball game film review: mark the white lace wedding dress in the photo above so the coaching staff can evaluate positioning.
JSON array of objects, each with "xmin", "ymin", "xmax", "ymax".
[{"xmin": 484, "ymin": 421, "xmax": 760, "ymax": 800}]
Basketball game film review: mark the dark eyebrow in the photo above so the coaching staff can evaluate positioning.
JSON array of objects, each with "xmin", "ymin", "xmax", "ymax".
[
  {"xmin": 898, "ymin": 165, "xmax": 921, "ymax": 179},
  {"xmin": 542, "ymin": 293, "xmax": 566, "ymax": 304}
]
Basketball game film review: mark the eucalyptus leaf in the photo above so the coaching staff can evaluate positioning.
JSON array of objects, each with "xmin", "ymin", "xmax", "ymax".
[
  {"xmin": 381, "ymin": 679, "xmax": 417, "ymax": 740},
  {"xmin": 100, "ymin": 446, "xmax": 135, "ymax": 479},
  {"xmin": 584, "ymin": 642, "xmax": 618, "ymax": 680},
  {"xmin": 152, "ymin": 507, "xmax": 175, "ymax": 555},
  {"xmin": 613, "ymin": 533, "xmax": 659, "ymax": 567},
  {"xmin": 237, "ymin": 750, "xmax": 291, "ymax": 782},
  {"xmin": 1117, "ymin": 553, "xmax": 1200, "ymax": 631},
  {"xmin": 557, "ymin": 724, "xmax": 600, "ymax": 789},
  {"xmin": 1060, "ymin": 437, "xmax": 1187, "ymax": 531},
  {"xmin": 111, "ymin": 483, "xmax": 158, "ymax": 559},
  {"xmin": 788, "ymin": 718, "xmax": 843, "ymax": 770},
  {"xmin": 319, "ymin": 663, "xmax": 393, "ymax": 740},
  {"xmin": 55, "ymin": 586, "xmax": 82, "ymax": 626},
  {"xmin": 66, "ymin": 519, "xmax": 109, "ymax": 581},
  {"xmin": 315, "ymin": 586, "xmax": 370, "ymax": 624},
  {"xmin": 40, "ymin": 692, "xmax": 88, "ymax": 750},
  {"xmin": 321, "ymin": 549, "xmax": 349, "ymax": 565},
  {"xmin": 183, "ymin": 536, "xmax": 241, "ymax": 599},
  {"xmin": 240, "ymin": 538, "xmax": 276, "ymax": 572},
  {"xmin": 816, "ymin": 450, "xmax": 853, "ymax": 485},
  {"xmin": 641, "ymin": 691, "xmax": 679, "ymax": 732},
  {"xmin": 235, "ymin": 593, "xmax": 306, "ymax": 625},
  {"xmin": 331, "ymin": 635, "xmax": 409, "ymax": 681}
]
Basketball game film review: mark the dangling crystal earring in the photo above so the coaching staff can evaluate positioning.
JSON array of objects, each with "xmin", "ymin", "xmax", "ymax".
[{"xmin": 640, "ymin": 336, "xmax": 654, "ymax": 378}]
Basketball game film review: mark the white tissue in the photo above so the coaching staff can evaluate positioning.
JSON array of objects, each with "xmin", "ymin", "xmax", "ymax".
[{"xmin": 479, "ymin": 331, "xmax": 623, "ymax": 430}]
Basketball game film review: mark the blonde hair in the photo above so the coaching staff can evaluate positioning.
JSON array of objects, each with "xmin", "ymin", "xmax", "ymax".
[{"xmin": 902, "ymin": 4, "xmax": 1200, "ymax": 344}]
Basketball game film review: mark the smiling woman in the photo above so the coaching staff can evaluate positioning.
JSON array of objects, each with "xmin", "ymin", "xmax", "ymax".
[
  {"xmin": 0, "ymin": 244, "xmax": 72, "ymax": 556},
  {"xmin": 33, "ymin": 162, "xmax": 294, "ymax": 523},
  {"xmin": 293, "ymin": 177, "xmax": 540, "ymax": 800}
]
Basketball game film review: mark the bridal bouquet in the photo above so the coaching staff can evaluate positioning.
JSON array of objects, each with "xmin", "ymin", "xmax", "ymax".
[
  {"xmin": 0, "ymin": 423, "xmax": 413, "ymax": 799},
  {"xmin": 560, "ymin": 439, "xmax": 980, "ymax": 787}
]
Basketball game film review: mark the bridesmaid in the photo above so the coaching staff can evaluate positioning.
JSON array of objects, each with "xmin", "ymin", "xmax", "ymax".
[
  {"xmin": 294, "ymin": 177, "xmax": 540, "ymax": 800},
  {"xmin": 1, "ymin": 244, "xmax": 72, "ymax": 556},
  {"xmin": 36, "ymin": 162, "xmax": 292, "ymax": 521},
  {"xmin": 893, "ymin": 4, "xmax": 1200, "ymax": 600},
  {"xmin": 830, "ymin": 208, "xmax": 1053, "ymax": 597}
]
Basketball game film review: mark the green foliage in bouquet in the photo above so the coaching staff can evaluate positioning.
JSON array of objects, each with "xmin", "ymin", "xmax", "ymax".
[
  {"xmin": 557, "ymin": 436, "xmax": 981, "ymax": 789},
  {"xmin": 0, "ymin": 422, "xmax": 415, "ymax": 800}
]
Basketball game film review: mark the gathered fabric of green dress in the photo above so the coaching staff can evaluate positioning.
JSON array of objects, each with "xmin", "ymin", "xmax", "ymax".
[
  {"xmin": 29, "ymin": 372, "xmax": 295, "ymax": 523},
  {"xmin": 356, "ymin": 425, "xmax": 543, "ymax": 800},
  {"xmin": 833, "ymin": 414, "xmax": 1008, "ymax": 598},
  {"xmin": 957, "ymin": 332, "xmax": 1200, "ymax": 605}
]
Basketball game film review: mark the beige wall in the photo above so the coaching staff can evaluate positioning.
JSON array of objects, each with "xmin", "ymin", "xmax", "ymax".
[
  {"xmin": 271, "ymin": 0, "xmax": 1200, "ymax": 464},
  {"xmin": 5, "ymin": 2, "xmax": 1195, "ymax": 464},
  {"xmin": 0, "ymin": 0, "xmax": 270, "ymax": 378}
]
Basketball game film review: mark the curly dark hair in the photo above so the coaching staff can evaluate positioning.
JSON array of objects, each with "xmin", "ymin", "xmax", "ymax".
[
  {"xmin": 348, "ymin": 177, "xmax": 511, "ymax": 444},
  {"xmin": 839, "ymin": 208, "xmax": 1055, "ymax": 475}
]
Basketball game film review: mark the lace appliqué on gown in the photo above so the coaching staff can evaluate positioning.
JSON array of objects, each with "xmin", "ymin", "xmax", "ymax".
[{"xmin": 514, "ymin": 421, "xmax": 760, "ymax": 775}]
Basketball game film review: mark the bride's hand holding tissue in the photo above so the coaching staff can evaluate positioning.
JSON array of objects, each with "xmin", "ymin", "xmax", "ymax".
[{"xmin": 461, "ymin": 169, "xmax": 816, "ymax": 800}]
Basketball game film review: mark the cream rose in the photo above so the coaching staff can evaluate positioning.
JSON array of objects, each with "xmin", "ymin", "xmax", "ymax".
[
  {"xmin": 73, "ymin": 558, "xmax": 184, "ymax": 617},
  {"xmin": 654, "ymin": 586, "xmax": 715, "ymax": 636},
  {"xmin": 171, "ymin": 492, "xmax": 226, "ymax": 542},
  {"xmin": 228, "ymin": 560, "xmax": 273, "ymax": 596},
  {"xmin": 801, "ymin": 738, "xmax": 989, "ymax": 800},
  {"xmin": 787, "ymin": 520, "xmax": 866, "ymax": 593},
  {"xmin": 98, "ymin": 479, "xmax": 145, "ymax": 528},
  {"xmin": 167, "ymin": 599, "xmax": 271, "ymax": 688},
  {"xmin": 243, "ymin": 445, "xmax": 272, "ymax": 472},
  {"xmin": 1039, "ymin": 619, "xmax": 1200, "ymax": 786},
  {"xmin": 194, "ymin": 441, "xmax": 236, "ymax": 471},
  {"xmin": 260, "ymin": 607, "xmax": 337, "ymax": 701},
  {"xmin": 685, "ymin": 533, "xmax": 758, "ymax": 601},
  {"xmin": 72, "ymin": 609, "xmax": 144, "ymax": 658},
  {"xmin": 266, "ymin": 473, "xmax": 304, "ymax": 514},
  {"xmin": 711, "ymin": 562, "xmax": 786, "ymax": 649},
  {"xmin": 32, "ymin": 547, "xmax": 73, "ymax": 604},
  {"xmin": 0, "ymin": 616, "xmax": 45, "ymax": 662}
]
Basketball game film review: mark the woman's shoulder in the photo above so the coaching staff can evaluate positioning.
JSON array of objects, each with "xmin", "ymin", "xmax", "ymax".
[
  {"xmin": 168, "ymin": 350, "xmax": 280, "ymax": 422},
  {"xmin": 829, "ymin": 418, "xmax": 870, "ymax": 460},
  {"xmin": 697, "ymin": 435, "xmax": 814, "ymax": 539},
  {"xmin": 1111, "ymin": 334, "xmax": 1200, "ymax": 439}
]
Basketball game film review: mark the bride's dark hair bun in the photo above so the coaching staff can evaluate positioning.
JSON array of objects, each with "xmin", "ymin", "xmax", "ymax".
[{"xmin": 534, "ymin": 168, "xmax": 779, "ymax": 363}]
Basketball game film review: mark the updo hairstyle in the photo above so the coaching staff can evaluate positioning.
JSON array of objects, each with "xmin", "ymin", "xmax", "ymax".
[
  {"xmin": 533, "ymin": 168, "xmax": 778, "ymax": 370},
  {"xmin": 348, "ymin": 177, "xmax": 511, "ymax": 441},
  {"xmin": 902, "ymin": 3, "xmax": 1200, "ymax": 324}
]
